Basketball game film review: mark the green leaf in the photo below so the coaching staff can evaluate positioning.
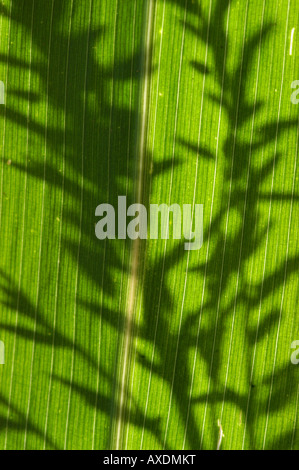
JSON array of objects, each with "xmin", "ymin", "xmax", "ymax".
[{"xmin": 0, "ymin": 0, "xmax": 298, "ymax": 450}]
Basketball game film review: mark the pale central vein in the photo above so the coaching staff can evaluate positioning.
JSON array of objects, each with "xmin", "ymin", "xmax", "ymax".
[{"xmin": 114, "ymin": 0, "xmax": 155, "ymax": 450}]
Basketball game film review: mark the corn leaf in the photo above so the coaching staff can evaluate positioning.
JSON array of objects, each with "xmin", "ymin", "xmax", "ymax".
[{"xmin": 0, "ymin": 0, "xmax": 298, "ymax": 450}]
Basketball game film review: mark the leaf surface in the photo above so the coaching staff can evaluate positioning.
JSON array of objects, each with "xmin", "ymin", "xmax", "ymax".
[{"xmin": 0, "ymin": 0, "xmax": 298, "ymax": 450}]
